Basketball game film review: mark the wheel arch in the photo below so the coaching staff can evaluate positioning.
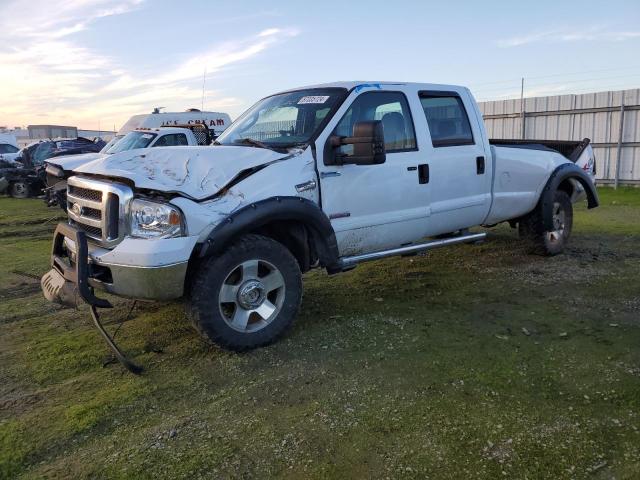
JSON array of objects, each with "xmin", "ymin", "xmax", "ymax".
[
  {"xmin": 196, "ymin": 196, "xmax": 341, "ymax": 273},
  {"xmin": 539, "ymin": 163, "xmax": 598, "ymax": 231}
]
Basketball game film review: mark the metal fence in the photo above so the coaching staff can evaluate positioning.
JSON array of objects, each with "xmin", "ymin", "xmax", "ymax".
[{"xmin": 478, "ymin": 89, "xmax": 640, "ymax": 186}]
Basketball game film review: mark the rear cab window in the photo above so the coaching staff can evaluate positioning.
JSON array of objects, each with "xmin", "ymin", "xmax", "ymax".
[
  {"xmin": 419, "ymin": 91, "xmax": 474, "ymax": 147},
  {"xmin": 153, "ymin": 133, "xmax": 188, "ymax": 147}
]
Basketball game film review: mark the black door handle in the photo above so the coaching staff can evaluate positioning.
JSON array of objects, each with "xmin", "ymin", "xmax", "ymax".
[
  {"xmin": 476, "ymin": 156, "xmax": 485, "ymax": 174},
  {"xmin": 418, "ymin": 164, "xmax": 429, "ymax": 184}
]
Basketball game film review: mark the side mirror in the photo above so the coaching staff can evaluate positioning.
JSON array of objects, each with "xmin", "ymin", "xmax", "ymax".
[{"xmin": 326, "ymin": 120, "xmax": 386, "ymax": 166}]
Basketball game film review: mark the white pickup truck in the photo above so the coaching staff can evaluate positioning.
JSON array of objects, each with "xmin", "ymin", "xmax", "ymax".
[
  {"xmin": 41, "ymin": 81, "xmax": 598, "ymax": 364},
  {"xmin": 0, "ymin": 133, "xmax": 20, "ymax": 163}
]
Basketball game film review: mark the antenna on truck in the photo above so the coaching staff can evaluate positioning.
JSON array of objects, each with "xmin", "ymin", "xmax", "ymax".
[{"xmin": 201, "ymin": 67, "xmax": 207, "ymax": 111}]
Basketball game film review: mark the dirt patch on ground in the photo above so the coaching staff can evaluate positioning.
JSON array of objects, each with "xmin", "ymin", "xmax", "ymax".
[
  {"xmin": 0, "ymin": 389, "xmax": 44, "ymax": 419},
  {"xmin": 0, "ymin": 282, "xmax": 42, "ymax": 301}
]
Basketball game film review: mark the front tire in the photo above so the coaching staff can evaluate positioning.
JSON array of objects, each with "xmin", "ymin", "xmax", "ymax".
[
  {"xmin": 519, "ymin": 190, "xmax": 573, "ymax": 255},
  {"xmin": 187, "ymin": 234, "xmax": 302, "ymax": 351},
  {"xmin": 9, "ymin": 181, "xmax": 30, "ymax": 198}
]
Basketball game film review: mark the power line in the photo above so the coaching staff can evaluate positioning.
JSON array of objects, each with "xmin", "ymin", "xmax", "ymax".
[
  {"xmin": 472, "ymin": 72, "xmax": 640, "ymax": 96},
  {"xmin": 476, "ymin": 80, "xmax": 640, "ymax": 102},
  {"xmin": 468, "ymin": 65, "xmax": 640, "ymax": 88}
]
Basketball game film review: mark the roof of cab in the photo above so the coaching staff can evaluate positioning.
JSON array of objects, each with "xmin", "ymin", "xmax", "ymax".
[
  {"xmin": 133, "ymin": 126, "xmax": 194, "ymax": 133},
  {"xmin": 276, "ymin": 81, "xmax": 468, "ymax": 94}
]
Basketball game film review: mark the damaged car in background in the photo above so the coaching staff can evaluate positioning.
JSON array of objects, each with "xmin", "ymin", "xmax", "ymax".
[
  {"xmin": 1, "ymin": 137, "xmax": 106, "ymax": 198},
  {"xmin": 40, "ymin": 81, "xmax": 598, "ymax": 373}
]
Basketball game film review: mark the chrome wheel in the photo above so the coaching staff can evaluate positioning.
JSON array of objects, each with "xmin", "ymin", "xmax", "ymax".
[
  {"xmin": 546, "ymin": 201, "xmax": 566, "ymax": 245},
  {"xmin": 218, "ymin": 259, "xmax": 285, "ymax": 333},
  {"xmin": 10, "ymin": 181, "xmax": 29, "ymax": 198}
]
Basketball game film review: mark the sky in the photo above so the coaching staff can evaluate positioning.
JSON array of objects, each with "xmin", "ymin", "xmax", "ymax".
[{"xmin": 0, "ymin": 0, "xmax": 638, "ymax": 131}]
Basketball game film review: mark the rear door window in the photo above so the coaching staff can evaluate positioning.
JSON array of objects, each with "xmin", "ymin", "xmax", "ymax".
[{"xmin": 419, "ymin": 93, "xmax": 474, "ymax": 147}]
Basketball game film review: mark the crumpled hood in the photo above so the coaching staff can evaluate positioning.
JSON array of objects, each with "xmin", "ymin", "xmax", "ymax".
[
  {"xmin": 73, "ymin": 145, "xmax": 293, "ymax": 200},
  {"xmin": 48, "ymin": 152, "xmax": 105, "ymax": 172}
]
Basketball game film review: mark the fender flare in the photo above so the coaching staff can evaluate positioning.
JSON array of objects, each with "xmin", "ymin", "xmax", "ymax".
[
  {"xmin": 540, "ymin": 163, "xmax": 599, "ymax": 231},
  {"xmin": 198, "ymin": 196, "xmax": 341, "ymax": 270}
]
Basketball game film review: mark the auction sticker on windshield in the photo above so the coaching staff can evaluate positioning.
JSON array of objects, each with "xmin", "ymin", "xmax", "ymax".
[{"xmin": 298, "ymin": 96, "xmax": 330, "ymax": 104}]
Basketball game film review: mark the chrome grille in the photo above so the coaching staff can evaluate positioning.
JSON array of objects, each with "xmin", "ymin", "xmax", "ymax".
[
  {"xmin": 66, "ymin": 176, "xmax": 133, "ymax": 247},
  {"xmin": 77, "ymin": 223, "xmax": 102, "ymax": 238},
  {"xmin": 82, "ymin": 206, "xmax": 102, "ymax": 220},
  {"xmin": 68, "ymin": 185, "xmax": 103, "ymax": 203}
]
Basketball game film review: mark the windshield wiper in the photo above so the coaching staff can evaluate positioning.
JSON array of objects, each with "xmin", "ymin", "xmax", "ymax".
[
  {"xmin": 233, "ymin": 137, "xmax": 289, "ymax": 153},
  {"xmin": 234, "ymin": 138, "xmax": 272, "ymax": 149},
  {"xmin": 275, "ymin": 142, "xmax": 307, "ymax": 149}
]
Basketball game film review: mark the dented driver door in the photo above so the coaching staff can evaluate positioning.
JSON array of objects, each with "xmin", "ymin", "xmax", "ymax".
[{"xmin": 316, "ymin": 88, "xmax": 431, "ymax": 257}]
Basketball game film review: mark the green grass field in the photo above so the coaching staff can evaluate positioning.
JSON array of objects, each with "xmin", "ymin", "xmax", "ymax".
[{"xmin": 1, "ymin": 188, "xmax": 639, "ymax": 479}]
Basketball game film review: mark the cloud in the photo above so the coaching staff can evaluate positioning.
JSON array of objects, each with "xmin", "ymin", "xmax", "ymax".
[
  {"xmin": 1, "ymin": 0, "xmax": 144, "ymax": 39},
  {"xmin": 498, "ymin": 26, "xmax": 640, "ymax": 48},
  {"xmin": 103, "ymin": 27, "xmax": 299, "ymax": 92},
  {"xmin": 0, "ymin": 0, "xmax": 299, "ymax": 129}
]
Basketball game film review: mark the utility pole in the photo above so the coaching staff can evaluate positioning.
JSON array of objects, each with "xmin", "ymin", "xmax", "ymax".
[
  {"xmin": 520, "ymin": 77, "xmax": 525, "ymax": 139},
  {"xmin": 614, "ymin": 100, "xmax": 626, "ymax": 189}
]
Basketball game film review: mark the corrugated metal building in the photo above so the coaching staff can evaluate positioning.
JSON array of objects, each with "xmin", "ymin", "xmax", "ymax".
[
  {"xmin": 478, "ymin": 89, "xmax": 640, "ymax": 185},
  {"xmin": 27, "ymin": 124, "xmax": 77, "ymax": 139}
]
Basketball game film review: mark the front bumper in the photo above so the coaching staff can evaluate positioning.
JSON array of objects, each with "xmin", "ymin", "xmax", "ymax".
[{"xmin": 41, "ymin": 223, "xmax": 189, "ymax": 307}]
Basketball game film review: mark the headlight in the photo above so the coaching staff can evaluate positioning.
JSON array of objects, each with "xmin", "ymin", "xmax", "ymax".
[
  {"xmin": 129, "ymin": 198, "xmax": 184, "ymax": 239},
  {"xmin": 45, "ymin": 163, "xmax": 64, "ymax": 178}
]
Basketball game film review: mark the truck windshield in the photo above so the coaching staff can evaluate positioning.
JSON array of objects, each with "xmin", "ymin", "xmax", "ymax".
[
  {"xmin": 100, "ymin": 135, "xmax": 124, "ymax": 153},
  {"xmin": 217, "ymin": 88, "xmax": 347, "ymax": 148},
  {"xmin": 105, "ymin": 131, "xmax": 156, "ymax": 154}
]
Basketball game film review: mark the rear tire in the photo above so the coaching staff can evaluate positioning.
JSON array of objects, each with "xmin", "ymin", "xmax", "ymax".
[
  {"xmin": 519, "ymin": 190, "xmax": 573, "ymax": 255},
  {"xmin": 187, "ymin": 234, "xmax": 302, "ymax": 351}
]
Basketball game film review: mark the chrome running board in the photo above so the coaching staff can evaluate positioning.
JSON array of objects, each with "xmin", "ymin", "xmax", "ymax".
[{"xmin": 339, "ymin": 232, "xmax": 486, "ymax": 268}]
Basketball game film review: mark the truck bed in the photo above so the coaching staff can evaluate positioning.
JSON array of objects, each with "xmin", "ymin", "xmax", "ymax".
[{"xmin": 489, "ymin": 138, "xmax": 590, "ymax": 163}]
